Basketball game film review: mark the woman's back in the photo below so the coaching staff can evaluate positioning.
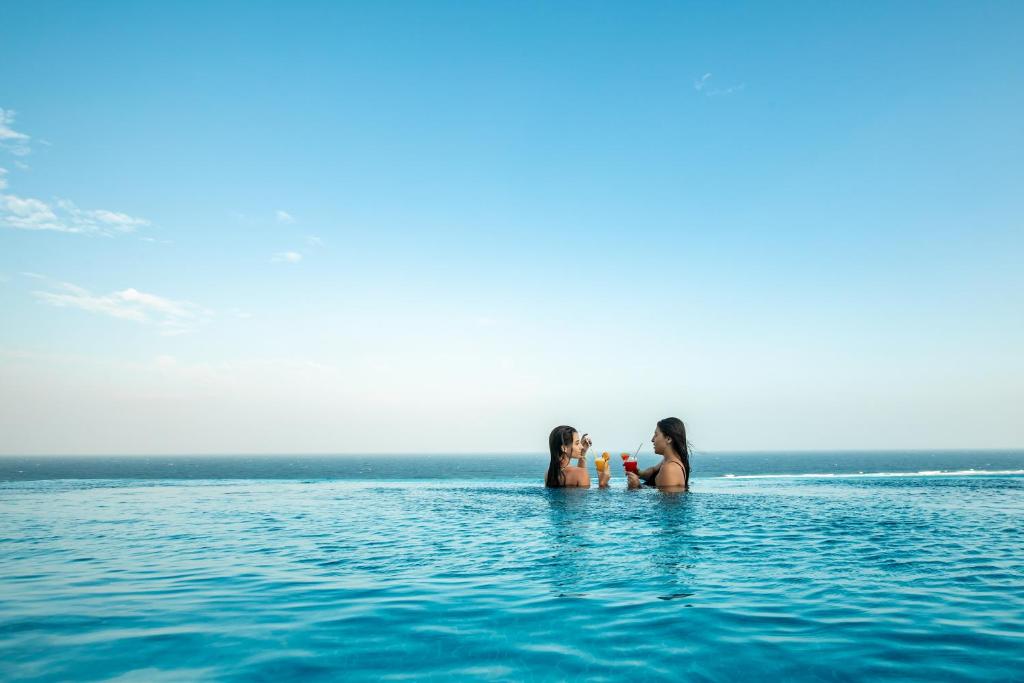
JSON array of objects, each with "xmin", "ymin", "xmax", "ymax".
[{"xmin": 560, "ymin": 465, "xmax": 590, "ymax": 488}]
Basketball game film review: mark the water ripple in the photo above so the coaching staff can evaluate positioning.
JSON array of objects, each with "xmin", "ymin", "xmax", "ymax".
[{"xmin": 1, "ymin": 476, "xmax": 1022, "ymax": 680}]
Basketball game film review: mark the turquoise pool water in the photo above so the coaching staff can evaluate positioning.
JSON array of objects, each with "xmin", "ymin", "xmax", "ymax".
[{"xmin": 1, "ymin": 453, "xmax": 1022, "ymax": 681}]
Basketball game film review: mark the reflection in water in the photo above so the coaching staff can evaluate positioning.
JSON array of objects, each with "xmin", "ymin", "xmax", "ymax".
[
  {"xmin": 542, "ymin": 488, "xmax": 594, "ymax": 597},
  {"xmin": 649, "ymin": 491, "xmax": 696, "ymax": 601},
  {"xmin": 538, "ymin": 486, "xmax": 698, "ymax": 601}
]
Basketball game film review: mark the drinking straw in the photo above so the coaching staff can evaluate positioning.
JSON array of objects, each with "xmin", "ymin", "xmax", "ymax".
[{"xmin": 633, "ymin": 442, "xmax": 643, "ymax": 459}]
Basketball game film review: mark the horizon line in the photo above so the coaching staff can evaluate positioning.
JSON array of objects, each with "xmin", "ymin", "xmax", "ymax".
[{"xmin": 2, "ymin": 447, "xmax": 1023, "ymax": 458}]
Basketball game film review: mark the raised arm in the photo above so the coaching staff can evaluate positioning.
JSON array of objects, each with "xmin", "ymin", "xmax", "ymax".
[
  {"xmin": 638, "ymin": 462, "xmax": 661, "ymax": 482},
  {"xmin": 625, "ymin": 462, "xmax": 661, "ymax": 489},
  {"xmin": 576, "ymin": 433, "xmax": 592, "ymax": 468}
]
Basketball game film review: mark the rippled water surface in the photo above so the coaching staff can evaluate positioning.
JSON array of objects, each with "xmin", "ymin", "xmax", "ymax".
[{"xmin": 2, "ymin": 454, "xmax": 1023, "ymax": 681}]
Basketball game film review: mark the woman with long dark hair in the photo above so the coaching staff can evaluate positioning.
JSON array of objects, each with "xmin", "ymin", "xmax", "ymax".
[
  {"xmin": 626, "ymin": 417, "xmax": 691, "ymax": 490},
  {"xmin": 545, "ymin": 425, "xmax": 610, "ymax": 488}
]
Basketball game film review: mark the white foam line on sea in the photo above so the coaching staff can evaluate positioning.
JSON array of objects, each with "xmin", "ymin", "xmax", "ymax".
[{"xmin": 719, "ymin": 469, "xmax": 1024, "ymax": 480}]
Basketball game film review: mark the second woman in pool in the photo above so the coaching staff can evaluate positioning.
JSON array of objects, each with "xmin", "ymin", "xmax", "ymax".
[
  {"xmin": 545, "ymin": 417, "xmax": 691, "ymax": 491},
  {"xmin": 628, "ymin": 417, "xmax": 691, "ymax": 491}
]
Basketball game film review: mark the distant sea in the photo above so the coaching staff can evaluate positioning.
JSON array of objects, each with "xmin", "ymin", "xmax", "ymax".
[
  {"xmin": 3, "ymin": 449, "xmax": 1024, "ymax": 481},
  {"xmin": 2, "ymin": 451, "xmax": 1022, "ymax": 681}
]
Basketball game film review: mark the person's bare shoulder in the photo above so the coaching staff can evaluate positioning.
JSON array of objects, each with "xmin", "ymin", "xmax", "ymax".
[
  {"xmin": 563, "ymin": 466, "xmax": 590, "ymax": 487},
  {"xmin": 657, "ymin": 463, "xmax": 685, "ymax": 487}
]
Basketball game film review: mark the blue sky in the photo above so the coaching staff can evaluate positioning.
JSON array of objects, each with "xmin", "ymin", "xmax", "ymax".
[{"xmin": 1, "ymin": 2, "xmax": 1021, "ymax": 454}]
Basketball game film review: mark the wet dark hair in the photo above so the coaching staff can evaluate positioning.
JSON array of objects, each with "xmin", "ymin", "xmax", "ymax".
[
  {"xmin": 545, "ymin": 425, "xmax": 576, "ymax": 488},
  {"xmin": 657, "ymin": 417, "xmax": 691, "ymax": 488}
]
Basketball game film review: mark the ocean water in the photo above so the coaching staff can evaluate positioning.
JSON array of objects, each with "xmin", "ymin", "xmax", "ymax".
[{"xmin": 1, "ymin": 451, "xmax": 1022, "ymax": 682}]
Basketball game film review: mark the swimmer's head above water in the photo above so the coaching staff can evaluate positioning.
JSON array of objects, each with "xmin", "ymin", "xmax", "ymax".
[{"xmin": 545, "ymin": 425, "xmax": 579, "ymax": 488}]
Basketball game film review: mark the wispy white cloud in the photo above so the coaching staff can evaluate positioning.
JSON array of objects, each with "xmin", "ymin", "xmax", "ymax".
[
  {"xmin": 276, "ymin": 210, "xmax": 295, "ymax": 224},
  {"xmin": 0, "ymin": 194, "xmax": 150, "ymax": 234},
  {"xmin": 56, "ymin": 199, "xmax": 150, "ymax": 233},
  {"xmin": 0, "ymin": 111, "xmax": 151, "ymax": 236},
  {"xmin": 31, "ymin": 278, "xmax": 212, "ymax": 335},
  {"xmin": 305, "ymin": 235, "xmax": 324, "ymax": 248},
  {"xmin": 272, "ymin": 251, "xmax": 302, "ymax": 263},
  {"xmin": 0, "ymin": 194, "xmax": 63, "ymax": 231},
  {"xmin": 707, "ymin": 83, "xmax": 746, "ymax": 97},
  {"xmin": 0, "ymin": 110, "xmax": 29, "ymax": 140},
  {"xmin": 34, "ymin": 282, "xmax": 146, "ymax": 321},
  {"xmin": 694, "ymin": 73, "xmax": 745, "ymax": 97},
  {"xmin": 0, "ymin": 108, "xmax": 31, "ymax": 156}
]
